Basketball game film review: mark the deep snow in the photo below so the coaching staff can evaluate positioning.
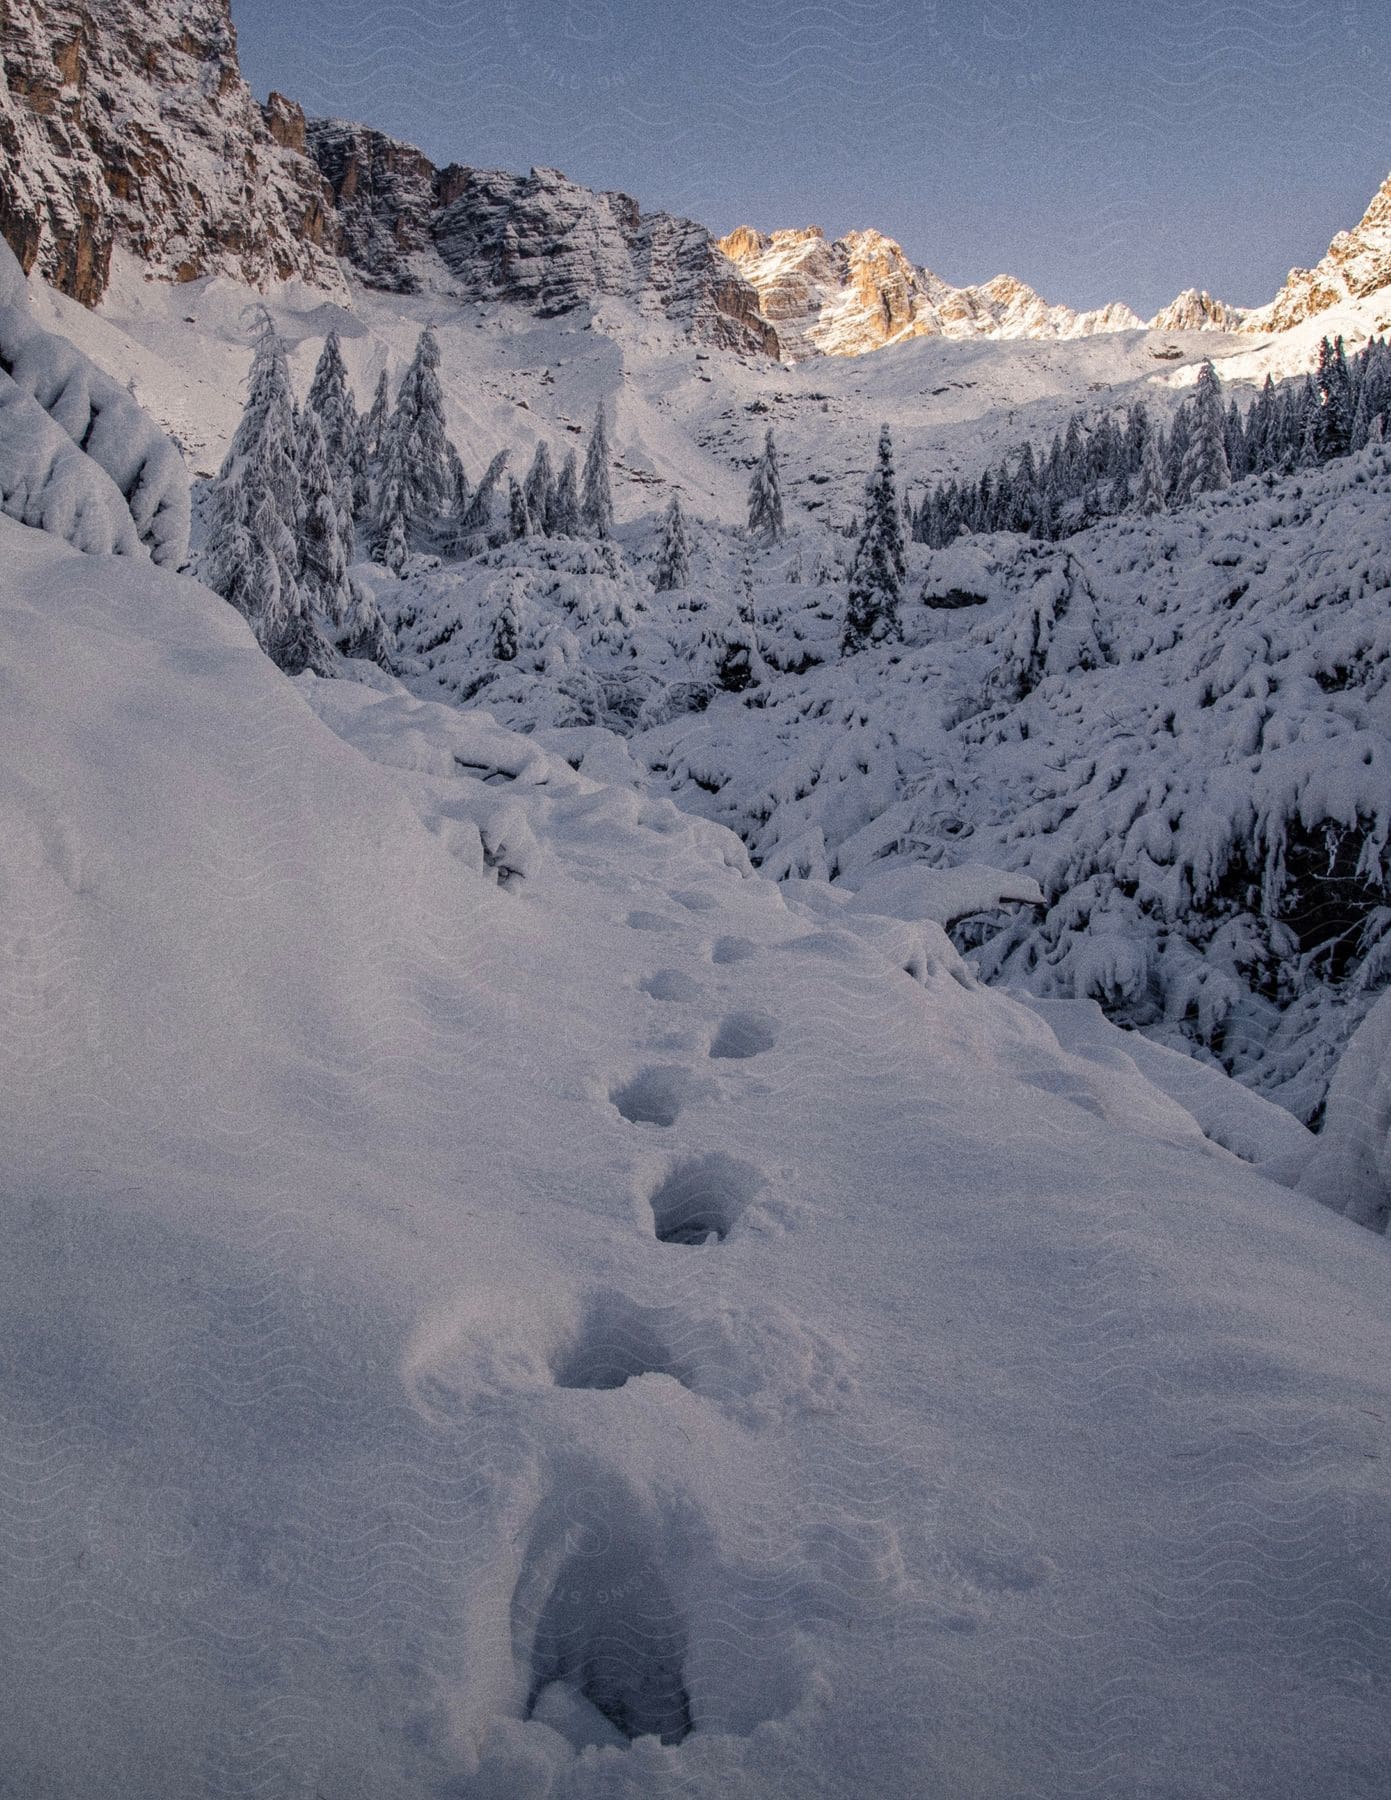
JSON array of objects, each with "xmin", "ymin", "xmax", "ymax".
[{"xmin": 3, "ymin": 514, "xmax": 1390, "ymax": 1798}]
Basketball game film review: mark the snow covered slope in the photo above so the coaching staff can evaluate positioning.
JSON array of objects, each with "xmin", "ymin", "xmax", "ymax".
[
  {"xmin": 369, "ymin": 444, "xmax": 1391, "ymax": 1129},
  {"xmin": 29, "ymin": 247, "xmax": 1248, "ymax": 508},
  {"xmin": 3, "ymin": 513, "xmax": 1390, "ymax": 1796}
]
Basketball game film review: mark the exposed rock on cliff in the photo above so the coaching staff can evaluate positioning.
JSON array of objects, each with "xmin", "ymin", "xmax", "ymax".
[
  {"xmin": 0, "ymin": 0, "xmax": 344, "ymax": 305},
  {"xmin": 1247, "ymin": 171, "xmax": 1391, "ymax": 334},
  {"xmin": 717, "ymin": 225, "xmax": 1145, "ymax": 359}
]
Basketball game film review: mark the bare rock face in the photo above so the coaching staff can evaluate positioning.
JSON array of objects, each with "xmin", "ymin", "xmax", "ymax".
[
  {"xmin": 1148, "ymin": 288, "xmax": 1247, "ymax": 333},
  {"xmin": 0, "ymin": 0, "xmax": 344, "ymax": 306},
  {"xmin": 305, "ymin": 118, "xmax": 461, "ymax": 295},
  {"xmin": 425, "ymin": 165, "xmax": 778, "ymax": 355},
  {"xmin": 717, "ymin": 225, "xmax": 1144, "ymax": 359},
  {"xmin": 1247, "ymin": 171, "xmax": 1391, "ymax": 333}
]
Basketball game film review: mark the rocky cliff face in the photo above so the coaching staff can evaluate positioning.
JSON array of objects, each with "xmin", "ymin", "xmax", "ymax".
[
  {"xmin": 1247, "ymin": 171, "xmax": 1391, "ymax": 334},
  {"xmin": 1149, "ymin": 288, "xmax": 1247, "ymax": 333},
  {"xmin": 4, "ymin": 1, "xmax": 1381, "ymax": 364},
  {"xmin": 305, "ymin": 132, "xmax": 778, "ymax": 353},
  {"xmin": 0, "ymin": 0, "xmax": 344, "ymax": 305},
  {"xmin": 306, "ymin": 118, "xmax": 463, "ymax": 295},
  {"xmin": 426, "ymin": 165, "xmax": 777, "ymax": 355},
  {"xmin": 0, "ymin": 0, "xmax": 777, "ymax": 355},
  {"xmin": 716, "ymin": 225, "xmax": 1146, "ymax": 359}
]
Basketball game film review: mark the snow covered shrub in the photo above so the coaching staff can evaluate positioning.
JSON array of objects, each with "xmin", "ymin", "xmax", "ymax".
[
  {"xmin": 0, "ymin": 370, "xmax": 141, "ymax": 556},
  {"xmin": 0, "ymin": 237, "xmax": 190, "ymax": 565}
]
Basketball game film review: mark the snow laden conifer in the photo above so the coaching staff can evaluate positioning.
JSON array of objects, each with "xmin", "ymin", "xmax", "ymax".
[
  {"xmin": 706, "ymin": 554, "xmax": 762, "ymax": 693},
  {"xmin": 372, "ymin": 326, "xmax": 452, "ymax": 562},
  {"xmin": 491, "ymin": 579, "xmax": 521, "ymax": 662},
  {"xmin": 1316, "ymin": 334, "xmax": 1353, "ymax": 461},
  {"xmin": 305, "ymin": 330, "xmax": 358, "ymax": 480},
  {"xmin": 203, "ymin": 310, "xmax": 332, "ymax": 672},
  {"xmin": 1136, "ymin": 417, "xmax": 1168, "ymax": 516},
  {"xmin": 339, "ymin": 577, "xmax": 395, "ymax": 668},
  {"xmin": 446, "ymin": 441, "xmax": 470, "ymax": 521},
  {"xmin": 1179, "ymin": 362, "xmax": 1230, "ymax": 500},
  {"xmin": 581, "ymin": 400, "xmax": 614, "ymax": 538},
  {"xmin": 523, "ymin": 442, "xmax": 555, "ymax": 533},
  {"xmin": 297, "ymin": 411, "xmax": 352, "ymax": 628},
  {"xmin": 447, "ymin": 448, "xmax": 510, "ymax": 555},
  {"xmin": 361, "ymin": 369, "xmax": 390, "ymax": 464},
  {"xmin": 747, "ymin": 426, "xmax": 785, "ymax": 543},
  {"xmin": 551, "ymin": 449, "xmax": 580, "ymax": 536},
  {"xmin": 372, "ymin": 408, "xmax": 412, "ymax": 569},
  {"xmin": 654, "ymin": 491, "xmax": 691, "ymax": 592},
  {"xmin": 507, "ymin": 477, "xmax": 531, "ymax": 541},
  {"xmin": 842, "ymin": 424, "xmax": 906, "ymax": 655}
]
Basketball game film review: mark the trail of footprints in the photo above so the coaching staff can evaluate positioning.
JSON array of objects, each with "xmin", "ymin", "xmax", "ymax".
[{"xmin": 510, "ymin": 913, "xmax": 787, "ymax": 1753}]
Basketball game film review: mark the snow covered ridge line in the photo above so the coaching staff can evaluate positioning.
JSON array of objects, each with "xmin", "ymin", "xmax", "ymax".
[
  {"xmin": 0, "ymin": 236, "xmax": 189, "ymax": 566},
  {"xmin": 3, "ymin": 0, "xmax": 1389, "ymax": 365}
]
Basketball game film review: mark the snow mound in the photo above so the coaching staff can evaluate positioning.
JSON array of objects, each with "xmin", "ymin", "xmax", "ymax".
[
  {"xmin": 0, "ymin": 236, "xmax": 189, "ymax": 565},
  {"xmin": 1300, "ymin": 988, "xmax": 1391, "ymax": 1231}
]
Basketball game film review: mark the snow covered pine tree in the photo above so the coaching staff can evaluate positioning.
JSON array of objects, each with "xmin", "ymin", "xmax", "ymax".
[
  {"xmin": 842, "ymin": 425, "xmax": 906, "ymax": 654},
  {"xmin": 372, "ymin": 325, "xmax": 453, "ymax": 567},
  {"xmin": 581, "ymin": 400, "xmax": 615, "ymax": 538},
  {"xmin": 654, "ymin": 492, "xmax": 692, "ymax": 592},
  {"xmin": 747, "ymin": 426, "xmax": 785, "ymax": 544},
  {"xmin": 1180, "ymin": 361, "xmax": 1231, "ymax": 500},
  {"xmin": 203, "ymin": 310, "xmax": 333, "ymax": 675}
]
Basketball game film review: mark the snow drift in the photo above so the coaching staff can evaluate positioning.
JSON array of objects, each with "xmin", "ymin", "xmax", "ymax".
[{"xmin": 0, "ymin": 235, "xmax": 189, "ymax": 566}]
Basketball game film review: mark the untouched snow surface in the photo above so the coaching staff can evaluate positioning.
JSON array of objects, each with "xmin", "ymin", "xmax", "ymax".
[{"xmin": 3, "ymin": 513, "xmax": 1390, "ymax": 1797}]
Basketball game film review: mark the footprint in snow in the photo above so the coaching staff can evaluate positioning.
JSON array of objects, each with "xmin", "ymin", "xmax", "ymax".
[
  {"xmin": 709, "ymin": 1012, "xmax": 778, "ymax": 1061},
  {"xmin": 640, "ymin": 968, "xmax": 702, "ymax": 1004},
  {"xmin": 609, "ymin": 1066, "xmax": 694, "ymax": 1128},
  {"xmin": 648, "ymin": 1153, "xmax": 766, "ymax": 1246},
  {"xmin": 626, "ymin": 908, "xmax": 681, "ymax": 933},
  {"xmin": 710, "ymin": 935, "xmax": 757, "ymax": 965},
  {"xmin": 513, "ymin": 1472, "xmax": 694, "ymax": 1748}
]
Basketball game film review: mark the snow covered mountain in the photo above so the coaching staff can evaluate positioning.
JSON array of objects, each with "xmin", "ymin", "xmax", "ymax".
[
  {"xmin": 4, "ymin": 0, "xmax": 1389, "ymax": 369},
  {"xmin": 1251, "ymin": 171, "xmax": 1391, "ymax": 336},
  {"xmin": 1150, "ymin": 288, "xmax": 1249, "ymax": 333},
  {"xmin": 717, "ymin": 225, "xmax": 1151, "ymax": 361}
]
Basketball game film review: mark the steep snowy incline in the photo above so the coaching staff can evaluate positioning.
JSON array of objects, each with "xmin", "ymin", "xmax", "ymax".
[{"xmin": 2, "ymin": 514, "xmax": 1390, "ymax": 1798}]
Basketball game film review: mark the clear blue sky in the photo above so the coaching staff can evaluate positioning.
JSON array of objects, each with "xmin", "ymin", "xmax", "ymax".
[{"xmin": 230, "ymin": 0, "xmax": 1391, "ymax": 318}]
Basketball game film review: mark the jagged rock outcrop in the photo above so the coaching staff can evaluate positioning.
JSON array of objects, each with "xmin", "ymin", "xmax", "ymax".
[
  {"xmin": 1148, "ymin": 288, "xmax": 1246, "ymax": 333},
  {"xmin": 306, "ymin": 117, "xmax": 465, "ymax": 295},
  {"xmin": 0, "ymin": 0, "xmax": 343, "ymax": 306},
  {"xmin": 717, "ymin": 225, "xmax": 1143, "ymax": 359},
  {"xmin": 427, "ymin": 165, "xmax": 776, "ymax": 353},
  {"xmin": 1246, "ymin": 170, "xmax": 1391, "ymax": 334}
]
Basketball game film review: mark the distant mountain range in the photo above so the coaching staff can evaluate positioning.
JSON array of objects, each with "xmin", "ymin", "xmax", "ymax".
[{"xmin": 2, "ymin": 0, "xmax": 1388, "ymax": 360}]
